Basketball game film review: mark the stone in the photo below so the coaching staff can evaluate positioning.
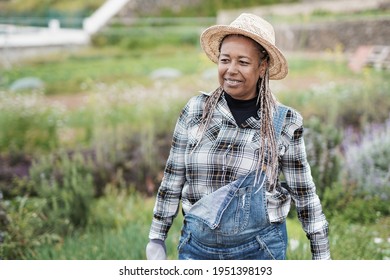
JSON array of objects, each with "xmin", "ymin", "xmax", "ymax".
[
  {"xmin": 9, "ymin": 77, "xmax": 44, "ymax": 92},
  {"xmin": 150, "ymin": 67, "xmax": 182, "ymax": 79}
]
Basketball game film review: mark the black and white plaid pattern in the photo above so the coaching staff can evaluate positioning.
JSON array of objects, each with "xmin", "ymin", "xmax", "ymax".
[{"xmin": 149, "ymin": 92, "xmax": 330, "ymax": 259}]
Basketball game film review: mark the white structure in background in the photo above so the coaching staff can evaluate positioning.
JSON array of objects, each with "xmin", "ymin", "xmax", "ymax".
[
  {"xmin": 0, "ymin": 0, "xmax": 131, "ymax": 49},
  {"xmin": 0, "ymin": 22, "xmax": 90, "ymax": 48},
  {"xmin": 83, "ymin": 0, "xmax": 130, "ymax": 35}
]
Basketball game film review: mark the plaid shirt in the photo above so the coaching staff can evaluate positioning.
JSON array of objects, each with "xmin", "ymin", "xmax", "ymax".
[{"xmin": 149, "ymin": 92, "xmax": 330, "ymax": 260}]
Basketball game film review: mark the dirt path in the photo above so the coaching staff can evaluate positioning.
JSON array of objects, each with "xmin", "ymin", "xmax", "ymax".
[{"xmin": 44, "ymin": 93, "xmax": 90, "ymax": 110}]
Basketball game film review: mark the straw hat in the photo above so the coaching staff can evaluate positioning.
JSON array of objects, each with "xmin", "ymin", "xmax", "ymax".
[{"xmin": 200, "ymin": 13, "xmax": 288, "ymax": 80}]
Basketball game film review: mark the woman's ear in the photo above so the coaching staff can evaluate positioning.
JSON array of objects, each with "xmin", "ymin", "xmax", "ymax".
[{"xmin": 259, "ymin": 59, "xmax": 268, "ymax": 78}]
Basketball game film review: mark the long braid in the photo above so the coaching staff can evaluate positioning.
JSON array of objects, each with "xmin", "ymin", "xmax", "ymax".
[
  {"xmin": 202, "ymin": 86, "xmax": 224, "ymax": 132},
  {"xmin": 191, "ymin": 86, "xmax": 224, "ymax": 152},
  {"xmin": 256, "ymin": 67, "xmax": 278, "ymax": 190}
]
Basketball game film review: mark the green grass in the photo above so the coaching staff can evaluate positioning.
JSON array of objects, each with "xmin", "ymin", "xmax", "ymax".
[
  {"xmin": 26, "ymin": 192, "xmax": 390, "ymax": 260},
  {"xmin": 30, "ymin": 224, "xmax": 150, "ymax": 260},
  {"xmin": 24, "ymin": 191, "xmax": 183, "ymax": 260},
  {"xmin": 0, "ymin": 45, "xmax": 212, "ymax": 95},
  {"xmin": 0, "ymin": 45, "xmax": 213, "ymax": 95}
]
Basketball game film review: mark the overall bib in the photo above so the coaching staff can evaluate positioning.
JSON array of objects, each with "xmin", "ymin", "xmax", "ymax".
[{"xmin": 178, "ymin": 105, "xmax": 289, "ymax": 260}]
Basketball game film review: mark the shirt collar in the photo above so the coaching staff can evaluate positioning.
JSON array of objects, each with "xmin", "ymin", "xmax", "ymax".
[{"xmin": 218, "ymin": 93, "xmax": 261, "ymax": 129}]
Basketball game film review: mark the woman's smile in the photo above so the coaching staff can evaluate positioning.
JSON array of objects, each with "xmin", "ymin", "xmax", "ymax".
[{"xmin": 224, "ymin": 77, "xmax": 243, "ymax": 87}]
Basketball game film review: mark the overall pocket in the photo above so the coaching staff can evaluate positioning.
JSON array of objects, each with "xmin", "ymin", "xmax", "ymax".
[
  {"xmin": 215, "ymin": 185, "xmax": 253, "ymax": 235},
  {"xmin": 255, "ymin": 224, "xmax": 287, "ymax": 260}
]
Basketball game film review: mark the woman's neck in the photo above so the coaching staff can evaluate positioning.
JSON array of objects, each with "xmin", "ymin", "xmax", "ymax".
[
  {"xmin": 224, "ymin": 92, "xmax": 258, "ymax": 110},
  {"xmin": 224, "ymin": 92, "xmax": 259, "ymax": 127}
]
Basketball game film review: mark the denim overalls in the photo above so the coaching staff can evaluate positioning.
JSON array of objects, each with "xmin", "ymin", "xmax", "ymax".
[{"xmin": 178, "ymin": 105, "xmax": 289, "ymax": 260}]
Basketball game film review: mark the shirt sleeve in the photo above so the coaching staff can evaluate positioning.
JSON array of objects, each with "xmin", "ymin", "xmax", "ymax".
[
  {"xmin": 280, "ymin": 110, "xmax": 331, "ymax": 260},
  {"xmin": 148, "ymin": 100, "xmax": 190, "ymax": 241}
]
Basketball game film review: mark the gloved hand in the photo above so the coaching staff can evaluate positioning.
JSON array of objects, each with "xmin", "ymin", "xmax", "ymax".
[{"xmin": 146, "ymin": 239, "xmax": 167, "ymax": 260}]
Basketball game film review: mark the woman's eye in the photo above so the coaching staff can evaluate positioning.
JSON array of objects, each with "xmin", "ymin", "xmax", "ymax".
[{"xmin": 240, "ymin": 61, "xmax": 249, "ymax": 65}]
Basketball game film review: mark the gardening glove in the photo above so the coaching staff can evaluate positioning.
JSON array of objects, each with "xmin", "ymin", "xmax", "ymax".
[{"xmin": 146, "ymin": 239, "xmax": 167, "ymax": 260}]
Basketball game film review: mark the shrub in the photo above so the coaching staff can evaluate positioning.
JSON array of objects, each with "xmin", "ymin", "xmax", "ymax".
[
  {"xmin": 279, "ymin": 70, "xmax": 390, "ymax": 132},
  {"xmin": 0, "ymin": 151, "xmax": 95, "ymax": 259},
  {"xmin": 321, "ymin": 183, "xmax": 389, "ymax": 224},
  {"xmin": 0, "ymin": 195, "xmax": 62, "ymax": 259},
  {"xmin": 337, "ymin": 71, "xmax": 390, "ymax": 130},
  {"xmin": 342, "ymin": 117, "xmax": 390, "ymax": 200},
  {"xmin": 303, "ymin": 116, "xmax": 343, "ymax": 197},
  {"xmin": 28, "ymin": 152, "xmax": 95, "ymax": 232}
]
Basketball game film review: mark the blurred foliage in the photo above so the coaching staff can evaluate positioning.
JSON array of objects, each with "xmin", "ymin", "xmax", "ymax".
[
  {"xmin": 0, "ymin": 0, "xmax": 104, "ymax": 14},
  {"xmin": 0, "ymin": 0, "xmax": 296, "ymax": 17},
  {"xmin": 157, "ymin": 0, "xmax": 298, "ymax": 17},
  {"xmin": 304, "ymin": 116, "xmax": 343, "ymax": 198},
  {"xmin": 0, "ymin": 5, "xmax": 389, "ymax": 258},
  {"xmin": 0, "ymin": 46, "xmax": 207, "ymax": 95},
  {"xmin": 321, "ymin": 183, "xmax": 390, "ymax": 225},
  {"xmin": 278, "ymin": 68, "xmax": 390, "ymax": 131},
  {"xmin": 1, "ymin": 70, "xmax": 389, "ymax": 259},
  {"xmin": 0, "ymin": 151, "xmax": 95, "ymax": 259},
  {"xmin": 0, "ymin": 91, "xmax": 63, "ymax": 154},
  {"xmin": 342, "ymin": 119, "xmax": 390, "ymax": 200},
  {"xmin": 0, "ymin": 0, "xmax": 105, "ymax": 28},
  {"xmin": 0, "ymin": 195, "xmax": 61, "ymax": 259},
  {"xmin": 91, "ymin": 25, "xmax": 202, "ymax": 51}
]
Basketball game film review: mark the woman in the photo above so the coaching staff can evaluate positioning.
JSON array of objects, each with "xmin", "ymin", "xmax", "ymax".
[{"xmin": 146, "ymin": 13, "xmax": 330, "ymax": 260}]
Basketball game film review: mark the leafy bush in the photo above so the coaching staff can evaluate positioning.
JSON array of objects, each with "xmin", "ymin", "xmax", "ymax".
[
  {"xmin": 342, "ymin": 118, "xmax": 390, "ymax": 199},
  {"xmin": 337, "ymin": 71, "xmax": 390, "ymax": 130},
  {"xmin": 29, "ymin": 152, "xmax": 95, "ymax": 231},
  {"xmin": 303, "ymin": 116, "xmax": 343, "ymax": 197},
  {"xmin": 0, "ymin": 195, "xmax": 62, "ymax": 259},
  {"xmin": 278, "ymin": 69, "xmax": 390, "ymax": 131},
  {"xmin": 321, "ymin": 183, "xmax": 389, "ymax": 224},
  {"xmin": 0, "ymin": 152, "xmax": 95, "ymax": 259},
  {"xmin": 63, "ymin": 82, "xmax": 186, "ymax": 194},
  {"xmin": 315, "ymin": 117, "xmax": 390, "ymax": 224}
]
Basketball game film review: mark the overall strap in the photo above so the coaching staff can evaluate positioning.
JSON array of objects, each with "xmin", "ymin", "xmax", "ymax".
[{"xmin": 273, "ymin": 104, "xmax": 289, "ymax": 142}]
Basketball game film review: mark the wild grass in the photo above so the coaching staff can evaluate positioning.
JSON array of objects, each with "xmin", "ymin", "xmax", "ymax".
[
  {"xmin": 0, "ymin": 91, "xmax": 64, "ymax": 154},
  {"xmin": 1, "ymin": 45, "xmax": 210, "ymax": 95},
  {"xmin": 0, "ymin": 44, "xmax": 389, "ymax": 260}
]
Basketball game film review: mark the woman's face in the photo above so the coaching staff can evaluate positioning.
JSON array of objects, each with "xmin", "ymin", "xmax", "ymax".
[{"xmin": 218, "ymin": 35, "xmax": 267, "ymax": 100}]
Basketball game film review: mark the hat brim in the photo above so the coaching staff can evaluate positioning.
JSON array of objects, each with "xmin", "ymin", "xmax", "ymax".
[{"xmin": 200, "ymin": 25, "xmax": 288, "ymax": 80}]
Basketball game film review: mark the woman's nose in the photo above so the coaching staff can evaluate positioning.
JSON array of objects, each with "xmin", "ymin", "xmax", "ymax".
[{"xmin": 227, "ymin": 62, "xmax": 238, "ymax": 74}]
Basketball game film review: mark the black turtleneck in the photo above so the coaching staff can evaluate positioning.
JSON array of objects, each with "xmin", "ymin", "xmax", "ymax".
[{"xmin": 224, "ymin": 92, "xmax": 260, "ymax": 127}]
